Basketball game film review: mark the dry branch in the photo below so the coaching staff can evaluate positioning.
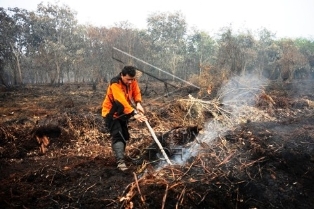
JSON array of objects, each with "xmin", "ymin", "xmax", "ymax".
[
  {"xmin": 216, "ymin": 152, "xmax": 235, "ymax": 167},
  {"xmin": 133, "ymin": 172, "xmax": 146, "ymax": 206},
  {"xmin": 161, "ymin": 184, "xmax": 169, "ymax": 209}
]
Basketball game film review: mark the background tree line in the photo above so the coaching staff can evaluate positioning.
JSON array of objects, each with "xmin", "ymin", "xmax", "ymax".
[{"xmin": 1, "ymin": 3, "xmax": 314, "ymax": 88}]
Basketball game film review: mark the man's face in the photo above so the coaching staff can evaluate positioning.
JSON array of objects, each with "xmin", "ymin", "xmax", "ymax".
[{"xmin": 121, "ymin": 74, "xmax": 135, "ymax": 85}]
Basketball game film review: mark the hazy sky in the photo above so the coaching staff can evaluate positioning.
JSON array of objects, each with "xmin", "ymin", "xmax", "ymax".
[{"xmin": 1, "ymin": 0, "xmax": 314, "ymax": 39}]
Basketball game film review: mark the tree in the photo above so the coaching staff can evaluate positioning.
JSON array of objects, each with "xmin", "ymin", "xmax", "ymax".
[
  {"xmin": 216, "ymin": 27, "xmax": 243, "ymax": 77},
  {"xmin": 186, "ymin": 29, "xmax": 216, "ymax": 76},
  {"xmin": 277, "ymin": 39, "xmax": 308, "ymax": 81},
  {"xmin": 146, "ymin": 11, "xmax": 187, "ymax": 79},
  {"xmin": 294, "ymin": 38, "xmax": 314, "ymax": 78},
  {"xmin": 28, "ymin": 3, "xmax": 79, "ymax": 84},
  {"xmin": 0, "ymin": 7, "xmax": 27, "ymax": 85},
  {"xmin": 256, "ymin": 28, "xmax": 277, "ymax": 78},
  {"xmin": 0, "ymin": 8, "xmax": 13, "ymax": 85},
  {"xmin": 216, "ymin": 27, "xmax": 258, "ymax": 77}
]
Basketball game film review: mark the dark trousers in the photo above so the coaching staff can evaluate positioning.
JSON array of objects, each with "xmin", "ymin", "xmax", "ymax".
[
  {"xmin": 104, "ymin": 101, "xmax": 131, "ymax": 162},
  {"xmin": 108, "ymin": 118, "xmax": 130, "ymax": 162},
  {"xmin": 110, "ymin": 118, "xmax": 130, "ymax": 144}
]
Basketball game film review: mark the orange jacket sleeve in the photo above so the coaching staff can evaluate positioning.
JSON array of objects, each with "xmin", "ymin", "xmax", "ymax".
[{"xmin": 110, "ymin": 83, "xmax": 134, "ymax": 115}]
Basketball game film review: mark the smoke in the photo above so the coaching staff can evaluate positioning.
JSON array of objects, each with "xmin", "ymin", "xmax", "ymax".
[
  {"xmin": 172, "ymin": 73, "xmax": 270, "ymax": 165},
  {"xmin": 219, "ymin": 73, "xmax": 268, "ymax": 106}
]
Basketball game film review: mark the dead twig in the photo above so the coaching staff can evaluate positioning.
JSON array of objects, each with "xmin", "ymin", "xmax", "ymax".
[
  {"xmin": 198, "ymin": 189, "xmax": 210, "ymax": 205},
  {"xmin": 199, "ymin": 157, "xmax": 211, "ymax": 173},
  {"xmin": 133, "ymin": 172, "xmax": 146, "ymax": 206},
  {"xmin": 176, "ymin": 160, "xmax": 196, "ymax": 181},
  {"xmin": 168, "ymin": 182, "xmax": 183, "ymax": 190},
  {"xmin": 120, "ymin": 182, "xmax": 134, "ymax": 197},
  {"xmin": 176, "ymin": 186, "xmax": 186, "ymax": 209},
  {"xmin": 240, "ymin": 157, "xmax": 266, "ymax": 170},
  {"xmin": 120, "ymin": 182, "xmax": 136, "ymax": 209},
  {"xmin": 216, "ymin": 152, "xmax": 235, "ymax": 167},
  {"xmin": 161, "ymin": 184, "xmax": 169, "ymax": 209},
  {"xmin": 103, "ymin": 199, "xmax": 118, "ymax": 207},
  {"xmin": 82, "ymin": 183, "xmax": 96, "ymax": 197}
]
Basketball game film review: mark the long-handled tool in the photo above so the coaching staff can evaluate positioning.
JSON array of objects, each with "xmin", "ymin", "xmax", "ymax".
[
  {"xmin": 130, "ymin": 97, "xmax": 173, "ymax": 165},
  {"xmin": 144, "ymin": 120, "xmax": 173, "ymax": 165}
]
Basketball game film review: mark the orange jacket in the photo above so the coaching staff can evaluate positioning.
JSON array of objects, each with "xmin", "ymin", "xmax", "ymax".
[{"xmin": 102, "ymin": 75, "xmax": 142, "ymax": 117}]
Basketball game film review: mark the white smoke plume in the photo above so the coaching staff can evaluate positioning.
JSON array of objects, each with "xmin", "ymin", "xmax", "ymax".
[{"xmin": 172, "ymin": 73, "xmax": 271, "ymax": 165}]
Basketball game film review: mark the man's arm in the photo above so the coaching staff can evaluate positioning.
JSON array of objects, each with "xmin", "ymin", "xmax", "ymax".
[
  {"xmin": 132, "ymin": 81, "xmax": 144, "ymax": 113},
  {"xmin": 111, "ymin": 83, "xmax": 134, "ymax": 114}
]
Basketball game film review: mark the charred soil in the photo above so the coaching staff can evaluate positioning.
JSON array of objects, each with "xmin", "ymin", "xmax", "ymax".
[{"xmin": 0, "ymin": 80, "xmax": 313, "ymax": 209}]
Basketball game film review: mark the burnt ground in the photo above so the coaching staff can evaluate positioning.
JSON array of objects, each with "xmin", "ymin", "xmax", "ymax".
[{"xmin": 0, "ymin": 80, "xmax": 313, "ymax": 209}]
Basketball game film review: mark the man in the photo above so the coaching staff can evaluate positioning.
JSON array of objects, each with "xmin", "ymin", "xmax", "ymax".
[{"xmin": 102, "ymin": 66, "xmax": 147, "ymax": 171}]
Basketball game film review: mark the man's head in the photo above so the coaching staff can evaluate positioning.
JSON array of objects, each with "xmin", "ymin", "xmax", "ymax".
[{"xmin": 121, "ymin": 66, "xmax": 136, "ymax": 85}]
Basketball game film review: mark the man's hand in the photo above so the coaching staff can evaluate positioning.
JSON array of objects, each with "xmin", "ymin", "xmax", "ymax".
[
  {"xmin": 136, "ymin": 103, "xmax": 145, "ymax": 114},
  {"xmin": 134, "ymin": 113, "xmax": 147, "ymax": 122}
]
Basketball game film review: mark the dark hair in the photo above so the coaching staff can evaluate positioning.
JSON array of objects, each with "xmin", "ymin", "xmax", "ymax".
[{"xmin": 121, "ymin": 66, "xmax": 136, "ymax": 77}]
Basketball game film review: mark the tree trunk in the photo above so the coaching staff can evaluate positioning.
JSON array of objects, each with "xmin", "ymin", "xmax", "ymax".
[
  {"xmin": 10, "ymin": 42, "xmax": 23, "ymax": 85},
  {"xmin": 54, "ymin": 52, "xmax": 61, "ymax": 84}
]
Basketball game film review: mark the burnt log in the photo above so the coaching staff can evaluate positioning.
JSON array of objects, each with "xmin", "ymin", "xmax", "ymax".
[{"xmin": 32, "ymin": 125, "xmax": 62, "ymax": 154}]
